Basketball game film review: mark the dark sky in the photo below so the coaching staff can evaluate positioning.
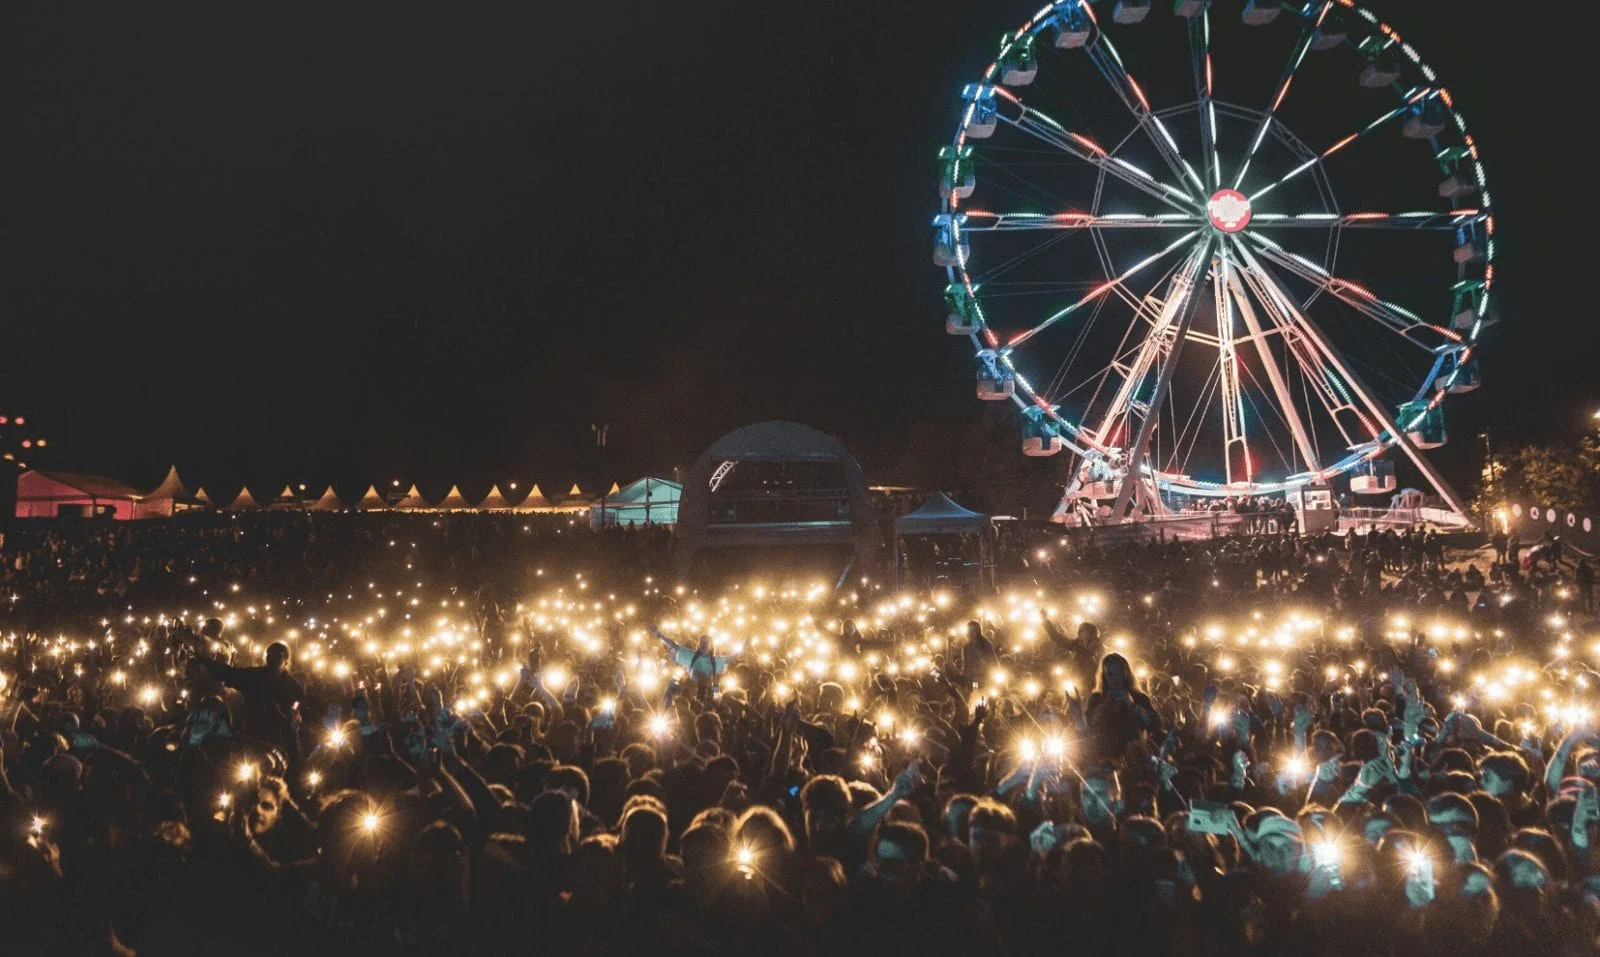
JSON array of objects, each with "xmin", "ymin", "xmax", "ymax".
[{"xmin": 16, "ymin": 1, "xmax": 1598, "ymax": 501}]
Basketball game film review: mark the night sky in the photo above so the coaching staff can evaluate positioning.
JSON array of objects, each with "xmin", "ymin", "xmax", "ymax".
[{"xmin": 16, "ymin": 1, "xmax": 1599, "ymax": 502}]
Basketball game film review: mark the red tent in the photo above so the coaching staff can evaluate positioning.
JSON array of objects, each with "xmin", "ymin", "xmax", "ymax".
[{"xmin": 15, "ymin": 470, "xmax": 142, "ymax": 520}]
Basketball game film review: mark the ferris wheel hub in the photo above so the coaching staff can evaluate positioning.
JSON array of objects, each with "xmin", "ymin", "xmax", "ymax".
[{"xmin": 1206, "ymin": 189, "xmax": 1252, "ymax": 233}]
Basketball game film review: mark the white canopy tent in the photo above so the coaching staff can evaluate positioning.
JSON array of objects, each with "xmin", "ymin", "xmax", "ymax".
[
  {"xmin": 435, "ymin": 485, "xmax": 472, "ymax": 510},
  {"xmin": 392, "ymin": 484, "xmax": 431, "ymax": 510},
  {"xmin": 891, "ymin": 492, "xmax": 994, "ymax": 589},
  {"xmin": 478, "ymin": 485, "xmax": 514, "ymax": 510},
  {"xmin": 307, "ymin": 486, "xmax": 345, "ymax": 512}
]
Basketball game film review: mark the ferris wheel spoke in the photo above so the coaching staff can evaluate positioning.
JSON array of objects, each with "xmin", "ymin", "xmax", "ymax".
[
  {"xmin": 1105, "ymin": 237, "xmax": 1217, "ymax": 520},
  {"xmin": 996, "ymin": 96, "xmax": 1197, "ymax": 214},
  {"xmin": 1248, "ymin": 210, "xmax": 1486, "ymax": 230},
  {"xmin": 1087, "ymin": 244, "xmax": 1212, "ymax": 449},
  {"xmin": 1212, "ymin": 259, "xmax": 1250, "ymax": 484},
  {"xmin": 1003, "ymin": 229, "xmax": 1201, "ymax": 350},
  {"xmin": 1084, "ymin": 34, "xmax": 1208, "ymax": 197},
  {"xmin": 1188, "ymin": 10, "xmax": 1220, "ymax": 191},
  {"xmin": 1218, "ymin": 249, "xmax": 1323, "ymax": 473},
  {"xmin": 1228, "ymin": 237, "xmax": 1470, "ymax": 514},
  {"xmin": 1278, "ymin": 318, "xmax": 1380, "ymax": 453},
  {"xmin": 1230, "ymin": 246, "xmax": 1384, "ymax": 457},
  {"xmin": 1242, "ymin": 233, "xmax": 1462, "ymax": 350},
  {"xmin": 1056, "ymin": 255, "xmax": 1191, "ymax": 439},
  {"xmin": 959, "ymin": 210, "xmax": 1200, "ymax": 232},
  {"xmin": 1248, "ymin": 87, "xmax": 1433, "ymax": 203},
  {"xmin": 1229, "ymin": 2, "xmax": 1332, "ymax": 192}
]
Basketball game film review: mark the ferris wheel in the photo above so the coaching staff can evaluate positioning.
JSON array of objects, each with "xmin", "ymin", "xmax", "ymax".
[{"xmin": 933, "ymin": 1, "xmax": 1495, "ymax": 524}]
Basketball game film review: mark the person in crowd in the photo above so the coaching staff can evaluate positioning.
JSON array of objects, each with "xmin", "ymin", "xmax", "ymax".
[
  {"xmin": 192, "ymin": 639, "xmax": 303, "ymax": 747},
  {"xmin": 651, "ymin": 626, "xmax": 735, "ymax": 701}
]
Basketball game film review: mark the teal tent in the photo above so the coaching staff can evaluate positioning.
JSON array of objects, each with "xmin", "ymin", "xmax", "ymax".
[{"xmin": 590, "ymin": 477, "xmax": 681, "ymax": 528}]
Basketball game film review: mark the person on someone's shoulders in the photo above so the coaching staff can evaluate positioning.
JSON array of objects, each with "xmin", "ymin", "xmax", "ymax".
[
  {"xmin": 1086, "ymin": 652, "xmax": 1161, "ymax": 759},
  {"xmin": 192, "ymin": 640, "xmax": 304, "ymax": 739}
]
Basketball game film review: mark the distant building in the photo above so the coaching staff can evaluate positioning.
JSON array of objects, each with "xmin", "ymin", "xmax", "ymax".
[{"xmin": 15, "ymin": 470, "xmax": 144, "ymax": 520}]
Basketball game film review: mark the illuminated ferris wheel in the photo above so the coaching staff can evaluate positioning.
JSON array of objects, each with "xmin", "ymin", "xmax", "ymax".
[{"xmin": 933, "ymin": 1, "xmax": 1496, "ymax": 523}]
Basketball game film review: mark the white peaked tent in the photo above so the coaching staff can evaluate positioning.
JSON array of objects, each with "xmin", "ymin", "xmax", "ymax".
[
  {"xmin": 193, "ymin": 487, "xmax": 214, "ymax": 507},
  {"xmin": 268, "ymin": 484, "xmax": 301, "ymax": 510},
  {"xmin": 516, "ymin": 484, "xmax": 554, "ymax": 512},
  {"xmin": 138, "ymin": 465, "xmax": 203, "ymax": 517},
  {"xmin": 392, "ymin": 484, "xmax": 431, "ymax": 510},
  {"xmin": 307, "ymin": 486, "xmax": 344, "ymax": 512},
  {"xmin": 355, "ymin": 486, "xmax": 387, "ymax": 510},
  {"xmin": 590, "ymin": 477, "xmax": 681, "ymax": 528},
  {"xmin": 227, "ymin": 486, "xmax": 261, "ymax": 511},
  {"xmin": 478, "ymin": 485, "xmax": 514, "ymax": 510},
  {"xmin": 435, "ymin": 485, "xmax": 472, "ymax": 510},
  {"xmin": 891, "ymin": 492, "xmax": 994, "ymax": 588},
  {"xmin": 551, "ymin": 483, "xmax": 591, "ymax": 513},
  {"xmin": 145, "ymin": 466, "xmax": 192, "ymax": 501}
]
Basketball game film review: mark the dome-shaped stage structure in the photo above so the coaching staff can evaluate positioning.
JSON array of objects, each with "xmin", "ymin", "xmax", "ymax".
[{"xmin": 675, "ymin": 421, "xmax": 878, "ymax": 577}]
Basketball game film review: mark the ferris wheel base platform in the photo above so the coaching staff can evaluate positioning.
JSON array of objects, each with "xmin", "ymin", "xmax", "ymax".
[{"xmin": 1052, "ymin": 505, "xmax": 1473, "ymax": 541}]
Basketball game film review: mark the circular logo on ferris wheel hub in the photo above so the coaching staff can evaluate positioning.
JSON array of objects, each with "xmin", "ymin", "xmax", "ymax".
[{"xmin": 1207, "ymin": 189, "xmax": 1252, "ymax": 233}]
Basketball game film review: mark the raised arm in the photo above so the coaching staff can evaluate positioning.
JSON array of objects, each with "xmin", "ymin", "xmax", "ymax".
[
  {"xmin": 849, "ymin": 761, "xmax": 926, "ymax": 840},
  {"xmin": 1546, "ymin": 728, "xmax": 1594, "ymax": 796},
  {"xmin": 650, "ymin": 625, "xmax": 683, "ymax": 655},
  {"xmin": 195, "ymin": 656, "xmax": 249, "ymax": 688}
]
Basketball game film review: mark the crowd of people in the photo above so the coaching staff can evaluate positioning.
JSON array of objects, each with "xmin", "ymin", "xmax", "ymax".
[{"xmin": 1, "ymin": 512, "xmax": 1598, "ymax": 955}]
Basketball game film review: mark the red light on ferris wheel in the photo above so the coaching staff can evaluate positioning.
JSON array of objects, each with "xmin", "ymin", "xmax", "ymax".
[{"xmin": 1207, "ymin": 189, "xmax": 1252, "ymax": 233}]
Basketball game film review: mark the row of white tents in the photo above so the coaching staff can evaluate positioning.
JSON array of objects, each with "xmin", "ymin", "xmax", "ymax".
[{"xmin": 148, "ymin": 466, "xmax": 628, "ymax": 515}]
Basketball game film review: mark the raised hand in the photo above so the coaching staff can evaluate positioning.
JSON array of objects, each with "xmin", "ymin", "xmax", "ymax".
[
  {"xmin": 1062, "ymin": 687, "xmax": 1084, "ymax": 721},
  {"xmin": 1397, "ymin": 743, "xmax": 1415, "ymax": 780},
  {"xmin": 1356, "ymin": 755, "xmax": 1391, "ymax": 788},
  {"xmin": 893, "ymin": 759, "xmax": 927, "ymax": 797},
  {"xmin": 1573, "ymin": 782, "xmax": 1599, "ymax": 849},
  {"xmin": 1293, "ymin": 703, "xmax": 1313, "ymax": 737}
]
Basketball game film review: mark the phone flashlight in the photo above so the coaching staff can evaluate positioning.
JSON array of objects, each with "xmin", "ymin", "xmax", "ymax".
[{"xmin": 1313, "ymin": 841, "xmax": 1340, "ymax": 868}]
